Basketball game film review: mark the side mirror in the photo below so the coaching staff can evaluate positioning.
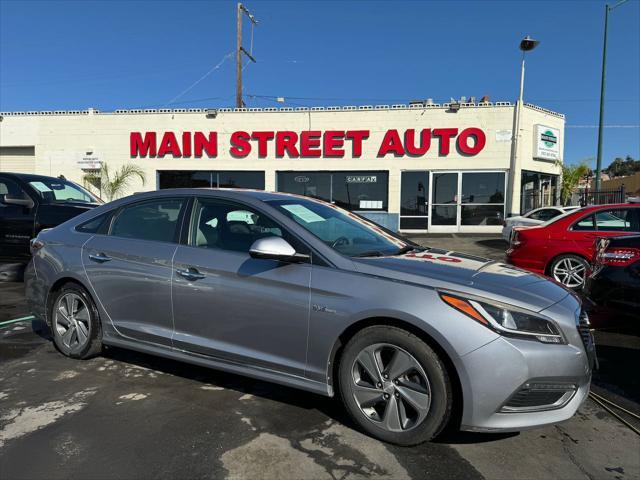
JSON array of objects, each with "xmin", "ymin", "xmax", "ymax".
[
  {"xmin": 249, "ymin": 236, "xmax": 309, "ymax": 263},
  {"xmin": 4, "ymin": 194, "xmax": 34, "ymax": 209}
]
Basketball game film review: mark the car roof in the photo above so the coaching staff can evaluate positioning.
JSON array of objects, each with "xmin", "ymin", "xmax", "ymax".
[
  {"xmin": 0, "ymin": 172, "xmax": 72, "ymax": 183},
  {"xmin": 578, "ymin": 203, "xmax": 640, "ymax": 213},
  {"xmin": 132, "ymin": 187, "xmax": 308, "ymax": 202}
]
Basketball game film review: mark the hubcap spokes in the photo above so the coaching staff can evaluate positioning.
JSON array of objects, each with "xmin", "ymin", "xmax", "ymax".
[
  {"xmin": 553, "ymin": 258, "xmax": 586, "ymax": 288},
  {"xmin": 351, "ymin": 343, "xmax": 431, "ymax": 432},
  {"xmin": 55, "ymin": 293, "xmax": 90, "ymax": 349}
]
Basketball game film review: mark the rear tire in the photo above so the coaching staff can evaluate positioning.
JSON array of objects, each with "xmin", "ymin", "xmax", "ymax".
[
  {"xmin": 338, "ymin": 325, "xmax": 452, "ymax": 446},
  {"xmin": 549, "ymin": 254, "xmax": 589, "ymax": 290},
  {"xmin": 50, "ymin": 283, "xmax": 102, "ymax": 359}
]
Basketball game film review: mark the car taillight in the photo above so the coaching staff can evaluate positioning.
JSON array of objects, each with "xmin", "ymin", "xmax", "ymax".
[
  {"xmin": 511, "ymin": 231, "xmax": 525, "ymax": 247},
  {"xmin": 601, "ymin": 248, "xmax": 640, "ymax": 267}
]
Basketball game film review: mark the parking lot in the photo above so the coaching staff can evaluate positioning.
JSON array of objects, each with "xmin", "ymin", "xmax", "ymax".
[{"xmin": 1, "ymin": 235, "xmax": 639, "ymax": 480}]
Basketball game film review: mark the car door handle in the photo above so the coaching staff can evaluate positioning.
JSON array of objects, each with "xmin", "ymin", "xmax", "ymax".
[
  {"xmin": 176, "ymin": 268, "xmax": 205, "ymax": 281},
  {"xmin": 89, "ymin": 253, "xmax": 112, "ymax": 263}
]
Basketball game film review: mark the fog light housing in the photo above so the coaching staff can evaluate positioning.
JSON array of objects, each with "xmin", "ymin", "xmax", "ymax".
[{"xmin": 500, "ymin": 383, "xmax": 577, "ymax": 413}]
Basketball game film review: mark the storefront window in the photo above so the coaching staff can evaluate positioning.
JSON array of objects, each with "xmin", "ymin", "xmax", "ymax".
[
  {"xmin": 460, "ymin": 172, "xmax": 505, "ymax": 226},
  {"xmin": 332, "ymin": 171, "xmax": 388, "ymax": 211},
  {"xmin": 217, "ymin": 171, "xmax": 265, "ymax": 190},
  {"xmin": 277, "ymin": 171, "xmax": 388, "ymax": 211},
  {"xmin": 159, "ymin": 171, "xmax": 212, "ymax": 189},
  {"xmin": 276, "ymin": 172, "xmax": 332, "ymax": 202},
  {"xmin": 520, "ymin": 170, "xmax": 559, "ymax": 213},
  {"xmin": 158, "ymin": 171, "xmax": 264, "ymax": 190}
]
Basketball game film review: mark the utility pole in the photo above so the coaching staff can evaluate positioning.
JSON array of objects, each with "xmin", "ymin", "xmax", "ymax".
[
  {"xmin": 236, "ymin": 3, "xmax": 257, "ymax": 108},
  {"xmin": 595, "ymin": 0, "xmax": 629, "ymax": 192}
]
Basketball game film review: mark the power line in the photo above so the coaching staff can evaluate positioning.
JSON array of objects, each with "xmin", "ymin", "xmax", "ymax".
[
  {"xmin": 566, "ymin": 124, "xmax": 640, "ymax": 128},
  {"xmin": 164, "ymin": 51, "xmax": 234, "ymax": 107}
]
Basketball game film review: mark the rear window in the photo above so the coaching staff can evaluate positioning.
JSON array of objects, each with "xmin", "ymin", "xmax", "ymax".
[
  {"xmin": 76, "ymin": 212, "xmax": 113, "ymax": 234},
  {"xmin": 111, "ymin": 198, "xmax": 185, "ymax": 243}
]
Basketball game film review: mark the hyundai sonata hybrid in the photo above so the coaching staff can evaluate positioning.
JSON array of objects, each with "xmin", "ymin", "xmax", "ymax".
[{"xmin": 25, "ymin": 189, "xmax": 595, "ymax": 445}]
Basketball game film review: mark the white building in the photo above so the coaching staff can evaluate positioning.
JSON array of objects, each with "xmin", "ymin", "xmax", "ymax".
[{"xmin": 0, "ymin": 100, "xmax": 564, "ymax": 233}]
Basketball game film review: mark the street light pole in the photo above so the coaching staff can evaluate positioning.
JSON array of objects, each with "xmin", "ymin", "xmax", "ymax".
[
  {"xmin": 595, "ymin": 0, "xmax": 629, "ymax": 192},
  {"xmin": 507, "ymin": 36, "xmax": 539, "ymax": 216}
]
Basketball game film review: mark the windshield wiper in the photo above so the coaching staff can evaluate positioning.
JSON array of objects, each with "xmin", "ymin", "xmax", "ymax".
[{"xmin": 352, "ymin": 250, "xmax": 386, "ymax": 258}]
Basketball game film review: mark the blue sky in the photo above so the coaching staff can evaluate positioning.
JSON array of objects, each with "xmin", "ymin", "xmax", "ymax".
[{"xmin": 1, "ymin": 0, "xmax": 638, "ymax": 167}]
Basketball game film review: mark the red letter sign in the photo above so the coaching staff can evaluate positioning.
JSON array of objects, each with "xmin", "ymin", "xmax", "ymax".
[
  {"xmin": 457, "ymin": 127, "xmax": 486, "ymax": 155},
  {"xmin": 230, "ymin": 131, "xmax": 251, "ymax": 157},
  {"xmin": 194, "ymin": 132, "xmax": 218, "ymax": 157},
  {"xmin": 345, "ymin": 130, "xmax": 369, "ymax": 157},
  {"xmin": 251, "ymin": 131, "xmax": 275, "ymax": 157},
  {"xmin": 157, "ymin": 132, "xmax": 182, "ymax": 157},
  {"xmin": 404, "ymin": 129, "xmax": 431, "ymax": 156},
  {"xmin": 323, "ymin": 131, "xmax": 345, "ymax": 157},
  {"xmin": 276, "ymin": 131, "xmax": 300, "ymax": 157},
  {"xmin": 432, "ymin": 128, "xmax": 458, "ymax": 156},
  {"xmin": 378, "ymin": 129, "xmax": 405, "ymax": 157},
  {"xmin": 130, "ymin": 132, "xmax": 157, "ymax": 157}
]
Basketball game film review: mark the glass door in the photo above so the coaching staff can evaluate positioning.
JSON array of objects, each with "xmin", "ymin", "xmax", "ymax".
[
  {"xmin": 399, "ymin": 171, "xmax": 429, "ymax": 231},
  {"xmin": 429, "ymin": 172, "xmax": 460, "ymax": 232}
]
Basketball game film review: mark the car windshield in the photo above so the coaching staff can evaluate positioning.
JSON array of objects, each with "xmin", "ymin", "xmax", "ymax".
[
  {"xmin": 267, "ymin": 197, "xmax": 410, "ymax": 257},
  {"xmin": 28, "ymin": 178, "xmax": 102, "ymax": 204}
]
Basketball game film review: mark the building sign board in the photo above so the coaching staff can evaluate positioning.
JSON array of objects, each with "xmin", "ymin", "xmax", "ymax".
[
  {"xmin": 130, "ymin": 128, "xmax": 487, "ymax": 159},
  {"xmin": 534, "ymin": 125, "xmax": 560, "ymax": 161}
]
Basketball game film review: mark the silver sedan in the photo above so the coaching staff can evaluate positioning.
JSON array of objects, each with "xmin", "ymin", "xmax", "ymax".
[{"xmin": 25, "ymin": 189, "xmax": 595, "ymax": 445}]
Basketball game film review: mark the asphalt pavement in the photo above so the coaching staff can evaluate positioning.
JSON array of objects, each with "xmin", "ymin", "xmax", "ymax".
[{"xmin": 1, "ymin": 235, "xmax": 639, "ymax": 480}]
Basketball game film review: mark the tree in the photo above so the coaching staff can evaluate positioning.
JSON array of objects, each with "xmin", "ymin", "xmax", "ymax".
[
  {"xmin": 83, "ymin": 163, "xmax": 146, "ymax": 201},
  {"xmin": 603, "ymin": 155, "xmax": 640, "ymax": 177},
  {"xmin": 557, "ymin": 161, "xmax": 590, "ymax": 206}
]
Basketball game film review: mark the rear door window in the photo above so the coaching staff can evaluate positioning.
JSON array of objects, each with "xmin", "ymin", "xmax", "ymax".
[
  {"xmin": 111, "ymin": 198, "xmax": 185, "ymax": 243},
  {"xmin": 594, "ymin": 209, "xmax": 637, "ymax": 232}
]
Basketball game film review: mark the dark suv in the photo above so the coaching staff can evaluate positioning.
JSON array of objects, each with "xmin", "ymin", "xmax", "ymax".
[{"xmin": 0, "ymin": 172, "xmax": 102, "ymax": 262}]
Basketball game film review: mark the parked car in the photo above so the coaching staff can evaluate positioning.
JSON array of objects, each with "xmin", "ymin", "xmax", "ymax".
[
  {"xmin": 0, "ymin": 172, "xmax": 102, "ymax": 262},
  {"xmin": 506, "ymin": 202, "xmax": 640, "ymax": 289},
  {"xmin": 25, "ymin": 189, "xmax": 594, "ymax": 445},
  {"xmin": 501, "ymin": 206, "xmax": 580, "ymax": 242},
  {"xmin": 583, "ymin": 235, "xmax": 640, "ymax": 329}
]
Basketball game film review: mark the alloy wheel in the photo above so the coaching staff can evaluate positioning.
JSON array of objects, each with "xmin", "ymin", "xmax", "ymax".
[
  {"xmin": 55, "ymin": 293, "xmax": 91, "ymax": 350},
  {"xmin": 552, "ymin": 257, "xmax": 587, "ymax": 288},
  {"xmin": 351, "ymin": 343, "xmax": 431, "ymax": 432}
]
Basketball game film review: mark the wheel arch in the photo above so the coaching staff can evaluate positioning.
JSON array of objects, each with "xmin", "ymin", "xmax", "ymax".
[
  {"xmin": 45, "ymin": 276, "xmax": 93, "ymax": 326},
  {"xmin": 328, "ymin": 316, "xmax": 465, "ymax": 430}
]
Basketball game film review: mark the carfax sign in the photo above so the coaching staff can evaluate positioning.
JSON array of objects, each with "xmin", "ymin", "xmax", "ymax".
[{"xmin": 534, "ymin": 124, "xmax": 560, "ymax": 161}]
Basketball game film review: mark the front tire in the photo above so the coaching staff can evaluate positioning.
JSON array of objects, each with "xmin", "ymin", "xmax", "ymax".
[
  {"xmin": 338, "ymin": 326, "xmax": 452, "ymax": 446},
  {"xmin": 50, "ymin": 283, "xmax": 102, "ymax": 359}
]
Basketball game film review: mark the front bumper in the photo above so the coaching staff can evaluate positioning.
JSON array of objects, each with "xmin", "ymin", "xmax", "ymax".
[{"xmin": 458, "ymin": 295, "xmax": 593, "ymax": 432}]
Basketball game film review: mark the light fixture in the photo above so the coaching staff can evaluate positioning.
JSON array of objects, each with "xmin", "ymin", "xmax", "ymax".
[
  {"xmin": 519, "ymin": 35, "xmax": 540, "ymax": 52},
  {"xmin": 205, "ymin": 109, "xmax": 218, "ymax": 118},
  {"xmin": 448, "ymin": 101, "xmax": 461, "ymax": 112}
]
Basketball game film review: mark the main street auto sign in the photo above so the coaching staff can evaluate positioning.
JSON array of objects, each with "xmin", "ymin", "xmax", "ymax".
[
  {"xmin": 534, "ymin": 125, "xmax": 560, "ymax": 161},
  {"xmin": 130, "ymin": 128, "xmax": 487, "ymax": 159}
]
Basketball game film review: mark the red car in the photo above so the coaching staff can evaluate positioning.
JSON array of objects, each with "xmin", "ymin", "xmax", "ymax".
[{"xmin": 506, "ymin": 202, "xmax": 640, "ymax": 289}]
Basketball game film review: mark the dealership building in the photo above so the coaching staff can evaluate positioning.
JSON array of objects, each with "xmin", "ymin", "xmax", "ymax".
[{"xmin": 0, "ymin": 100, "xmax": 564, "ymax": 233}]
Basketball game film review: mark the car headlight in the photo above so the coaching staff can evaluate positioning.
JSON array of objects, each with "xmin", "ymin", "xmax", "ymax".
[{"xmin": 439, "ymin": 292, "xmax": 565, "ymax": 344}]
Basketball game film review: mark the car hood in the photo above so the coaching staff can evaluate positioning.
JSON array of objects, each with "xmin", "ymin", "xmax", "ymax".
[{"xmin": 352, "ymin": 249, "xmax": 569, "ymax": 312}]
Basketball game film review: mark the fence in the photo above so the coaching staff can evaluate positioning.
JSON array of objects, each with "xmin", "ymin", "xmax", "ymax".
[{"xmin": 574, "ymin": 186, "xmax": 626, "ymax": 207}]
